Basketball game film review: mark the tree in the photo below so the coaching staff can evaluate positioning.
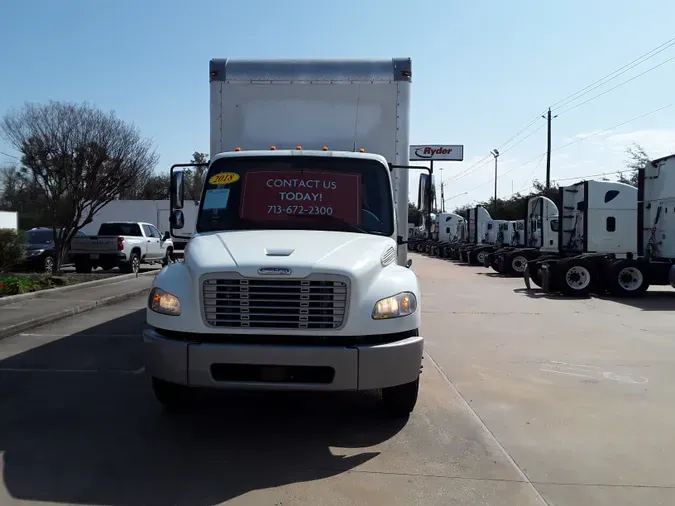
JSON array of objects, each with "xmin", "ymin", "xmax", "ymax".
[
  {"xmin": 452, "ymin": 179, "xmax": 560, "ymax": 221},
  {"xmin": 1, "ymin": 101, "xmax": 159, "ymax": 269},
  {"xmin": 185, "ymin": 151, "xmax": 209, "ymax": 200},
  {"xmin": 407, "ymin": 203, "xmax": 423, "ymax": 226},
  {"xmin": 618, "ymin": 143, "xmax": 650, "ymax": 187}
]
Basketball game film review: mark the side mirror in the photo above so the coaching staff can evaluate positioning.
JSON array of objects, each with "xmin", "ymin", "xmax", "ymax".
[
  {"xmin": 170, "ymin": 209, "xmax": 185, "ymax": 230},
  {"xmin": 417, "ymin": 173, "xmax": 434, "ymax": 211},
  {"xmin": 163, "ymin": 231, "xmax": 171, "ymax": 241},
  {"xmin": 171, "ymin": 169, "xmax": 185, "ymax": 210}
]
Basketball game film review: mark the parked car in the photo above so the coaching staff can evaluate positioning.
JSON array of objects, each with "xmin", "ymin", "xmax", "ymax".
[
  {"xmin": 70, "ymin": 221, "xmax": 174, "ymax": 273},
  {"xmin": 23, "ymin": 227, "xmax": 86, "ymax": 274}
]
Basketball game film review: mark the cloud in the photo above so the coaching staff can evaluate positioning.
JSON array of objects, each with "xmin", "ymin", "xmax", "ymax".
[{"xmin": 604, "ymin": 129, "xmax": 675, "ymax": 158}]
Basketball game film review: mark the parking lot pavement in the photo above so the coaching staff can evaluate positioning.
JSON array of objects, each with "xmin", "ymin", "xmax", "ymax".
[
  {"xmin": 0, "ymin": 294, "xmax": 547, "ymax": 506},
  {"xmin": 413, "ymin": 253, "xmax": 675, "ymax": 505}
]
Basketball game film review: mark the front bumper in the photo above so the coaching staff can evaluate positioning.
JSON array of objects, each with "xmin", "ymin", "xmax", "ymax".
[{"xmin": 143, "ymin": 328, "xmax": 424, "ymax": 391}]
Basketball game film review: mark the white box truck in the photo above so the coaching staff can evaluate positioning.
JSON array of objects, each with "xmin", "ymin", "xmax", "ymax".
[{"xmin": 144, "ymin": 58, "xmax": 426, "ymax": 417}]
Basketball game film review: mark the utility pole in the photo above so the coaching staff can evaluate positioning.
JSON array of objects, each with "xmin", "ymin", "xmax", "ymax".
[
  {"xmin": 439, "ymin": 167, "xmax": 445, "ymax": 212},
  {"xmin": 542, "ymin": 108, "xmax": 558, "ymax": 189},
  {"xmin": 490, "ymin": 149, "xmax": 499, "ymax": 212}
]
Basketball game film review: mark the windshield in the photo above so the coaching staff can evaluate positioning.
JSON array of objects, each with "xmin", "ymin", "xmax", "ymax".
[
  {"xmin": 196, "ymin": 156, "xmax": 394, "ymax": 236},
  {"xmin": 25, "ymin": 230, "xmax": 56, "ymax": 244}
]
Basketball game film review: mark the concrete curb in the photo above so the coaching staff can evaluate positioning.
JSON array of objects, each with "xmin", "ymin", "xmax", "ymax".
[
  {"xmin": 0, "ymin": 269, "xmax": 159, "ymax": 307},
  {"xmin": 0, "ymin": 283, "xmax": 154, "ymax": 341}
]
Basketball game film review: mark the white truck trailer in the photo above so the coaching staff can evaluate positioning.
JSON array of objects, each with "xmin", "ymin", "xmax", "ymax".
[{"xmin": 144, "ymin": 58, "xmax": 425, "ymax": 417}]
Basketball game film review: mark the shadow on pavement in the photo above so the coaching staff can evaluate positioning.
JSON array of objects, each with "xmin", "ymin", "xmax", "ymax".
[
  {"xmin": 595, "ymin": 290, "xmax": 675, "ymax": 311},
  {"xmin": 0, "ymin": 310, "xmax": 406, "ymax": 506},
  {"xmin": 474, "ymin": 271, "xmax": 513, "ymax": 278},
  {"xmin": 512, "ymin": 287, "xmax": 592, "ymax": 301}
]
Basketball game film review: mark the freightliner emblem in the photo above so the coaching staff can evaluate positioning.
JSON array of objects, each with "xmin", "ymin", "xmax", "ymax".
[{"xmin": 258, "ymin": 267, "xmax": 292, "ymax": 275}]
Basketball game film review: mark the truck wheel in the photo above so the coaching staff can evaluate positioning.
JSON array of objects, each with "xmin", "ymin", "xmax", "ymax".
[
  {"xmin": 509, "ymin": 254, "xmax": 528, "ymax": 275},
  {"xmin": 152, "ymin": 377, "xmax": 193, "ymax": 410},
  {"xmin": 122, "ymin": 252, "xmax": 141, "ymax": 274},
  {"xmin": 381, "ymin": 377, "xmax": 419, "ymax": 418},
  {"xmin": 162, "ymin": 248, "xmax": 174, "ymax": 267},
  {"xmin": 556, "ymin": 258, "xmax": 596, "ymax": 297},
  {"xmin": 606, "ymin": 260, "xmax": 650, "ymax": 297}
]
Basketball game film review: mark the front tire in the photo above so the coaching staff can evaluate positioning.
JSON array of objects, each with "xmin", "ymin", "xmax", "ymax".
[
  {"xmin": 43, "ymin": 255, "xmax": 55, "ymax": 274},
  {"xmin": 152, "ymin": 377, "xmax": 193, "ymax": 410},
  {"xmin": 381, "ymin": 377, "xmax": 419, "ymax": 418}
]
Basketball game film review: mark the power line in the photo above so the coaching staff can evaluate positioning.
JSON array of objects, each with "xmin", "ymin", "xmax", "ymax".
[
  {"xmin": 550, "ymin": 36, "xmax": 675, "ymax": 111},
  {"xmin": 447, "ymin": 38, "xmax": 675, "ymax": 193},
  {"xmin": 447, "ymin": 122, "xmax": 547, "ymax": 185},
  {"xmin": 556, "ymin": 54, "xmax": 675, "ymax": 116},
  {"xmin": 443, "ymin": 111, "xmax": 547, "ymax": 185},
  {"xmin": 458, "ymin": 103, "xmax": 673, "ymax": 196}
]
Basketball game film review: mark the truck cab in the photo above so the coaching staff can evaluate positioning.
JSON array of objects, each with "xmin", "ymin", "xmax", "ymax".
[{"xmin": 144, "ymin": 58, "xmax": 424, "ymax": 417}]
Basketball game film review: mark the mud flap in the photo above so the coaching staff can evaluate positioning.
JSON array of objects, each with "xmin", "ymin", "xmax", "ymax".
[
  {"xmin": 523, "ymin": 264, "xmax": 532, "ymax": 290},
  {"xmin": 483, "ymin": 254, "xmax": 492, "ymax": 268},
  {"xmin": 541, "ymin": 264, "xmax": 551, "ymax": 293}
]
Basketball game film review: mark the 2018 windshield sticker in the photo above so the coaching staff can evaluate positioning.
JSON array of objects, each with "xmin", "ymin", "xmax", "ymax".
[
  {"xmin": 240, "ymin": 170, "xmax": 361, "ymax": 223},
  {"xmin": 203, "ymin": 188, "xmax": 231, "ymax": 210},
  {"xmin": 208, "ymin": 172, "xmax": 240, "ymax": 185}
]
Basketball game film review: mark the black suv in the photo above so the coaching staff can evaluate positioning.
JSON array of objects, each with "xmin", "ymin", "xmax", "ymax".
[{"xmin": 23, "ymin": 228, "xmax": 86, "ymax": 274}]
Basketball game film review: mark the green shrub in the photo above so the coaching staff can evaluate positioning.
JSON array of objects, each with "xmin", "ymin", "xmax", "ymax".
[{"xmin": 0, "ymin": 228, "xmax": 25, "ymax": 272}]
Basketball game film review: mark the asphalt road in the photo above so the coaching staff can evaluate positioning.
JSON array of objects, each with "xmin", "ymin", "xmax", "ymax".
[{"xmin": 0, "ymin": 253, "xmax": 673, "ymax": 505}]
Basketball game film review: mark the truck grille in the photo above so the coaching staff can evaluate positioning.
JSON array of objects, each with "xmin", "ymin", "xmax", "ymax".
[{"xmin": 202, "ymin": 275, "xmax": 349, "ymax": 330}]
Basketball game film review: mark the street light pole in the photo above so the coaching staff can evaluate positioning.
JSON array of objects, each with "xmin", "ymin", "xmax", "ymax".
[{"xmin": 490, "ymin": 149, "xmax": 499, "ymax": 212}]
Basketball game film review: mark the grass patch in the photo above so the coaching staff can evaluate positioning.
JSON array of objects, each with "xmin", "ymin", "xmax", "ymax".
[{"xmin": 0, "ymin": 272, "xmax": 120, "ymax": 298}]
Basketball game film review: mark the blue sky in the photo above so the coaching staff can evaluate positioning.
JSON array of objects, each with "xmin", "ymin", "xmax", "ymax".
[{"xmin": 1, "ymin": 0, "xmax": 674, "ymax": 211}]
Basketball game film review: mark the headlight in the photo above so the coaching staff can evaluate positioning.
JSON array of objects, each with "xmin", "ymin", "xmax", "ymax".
[
  {"xmin": 372, "ymin": 292, "xmax": 417, "ymax": 319},
  {"xmin": 148, "ymin": 287, "xmax": 181, "ymax": 316},
  {"xmin": 26, "ymin": 249, "xmax": 44, "ymax": 257}
]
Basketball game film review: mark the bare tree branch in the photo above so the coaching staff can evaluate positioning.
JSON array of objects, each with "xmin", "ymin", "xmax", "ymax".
[{"xmin": 1, "ymin": 101, "xmax": 159, "ymax": 268}]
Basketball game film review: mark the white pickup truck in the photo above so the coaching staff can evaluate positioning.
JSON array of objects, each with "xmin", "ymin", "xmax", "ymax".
[{"xmin": 70, "ymin": 221, "xmax": 174, "ymax": 273}]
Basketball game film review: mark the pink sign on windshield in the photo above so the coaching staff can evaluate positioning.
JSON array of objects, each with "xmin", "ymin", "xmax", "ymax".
[{"xmin": 240, "ymin": 170, "xmax": 362, "ymax": 223}]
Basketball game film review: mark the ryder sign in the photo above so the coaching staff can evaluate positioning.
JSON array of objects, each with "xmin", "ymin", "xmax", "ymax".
[{"xmin": 409, "ymin": 144, "xmax": 464, "ymax": 162}]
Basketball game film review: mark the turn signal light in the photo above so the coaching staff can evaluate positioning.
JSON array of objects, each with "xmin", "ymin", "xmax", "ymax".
[
  {"xmin": 296, "ymin": 146, "xmax": 303, "ymax": 150},
  {"xmin": 270, "ymin": 145, "xmax": 276, "ymax": 150},
  {"xmin": 359, "ymin": 148, "xmax": 365, "ymax": 153},
  {"xmin": 322, "ymin": 146, "xmax": 328, "ymax": 151},
  {"xmin": 234, "ymin": 147, "xmax": 242, "ymax": 152}
]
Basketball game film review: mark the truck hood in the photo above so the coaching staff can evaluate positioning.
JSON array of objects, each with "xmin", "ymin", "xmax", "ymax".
[{"xmin": 184, "ymin": 230, "xmax": 397, "ymax": 279}]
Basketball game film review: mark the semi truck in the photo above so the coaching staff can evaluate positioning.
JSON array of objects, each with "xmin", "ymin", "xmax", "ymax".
[
  {"xmin": 144, "ymin": 58, "xmax": 426, "ymax": 417},
  {"xmin": 524, "ymin": 180, "xmax": 638, "ymax": 296},
  {"xmin": 486, "ymin": 195, "xmax": 560, "ymax": 276},
  {"xmin": 531, "ymin": 155, "xmax": 675, "ymax": 297},
  {"xmin": 457, "ymin": 206, "xmax": 493, "ymax": 264}
]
